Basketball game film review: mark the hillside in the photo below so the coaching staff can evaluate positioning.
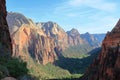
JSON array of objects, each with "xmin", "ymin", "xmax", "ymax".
[
  {"xmin": 92, "ymin": 33, "xmax": 106, "ymax": 43},
  {"xmin": 1, "ymin": 0, "xmax": 119, "ymax": 80},
  {"xmin": 6, "ymin": 12, "xmax": 106, "ymax": 79},
  {"xmin": 6, "ymin": 12, "xmax": 104, "ymax": 64},
  {"xmin": 80, "ymin": 19, "xmax": 120, "ymax": 80}
]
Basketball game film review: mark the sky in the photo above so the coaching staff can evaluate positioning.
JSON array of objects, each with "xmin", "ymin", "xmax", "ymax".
[{"xmin": 6, "ymin": 0, "xmax": 120, "ymax": 33}]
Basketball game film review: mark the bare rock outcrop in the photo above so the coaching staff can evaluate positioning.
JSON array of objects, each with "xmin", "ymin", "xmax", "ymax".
[
  {"xmin": 67, "ymin": 28, "xmax": 85, "ymax": 46},
  {"xmin": 41, "ymin": 21, "xmax": 68, "ymax": 56},
  {"xmin": 7, "ymin": 12, "xmax": 104, "ymax": 65},
  {"xmin": 12, "ymin": 25, "xmax": 56, "ymax": 65},
  {"xmin": 0, "ymin": 0, "xmax": 12, "ymax": 55},
  {"xmin": 7, "ymin": 13, "xmax": 56, "ymax": 65},
  {"xmin": 81, "ymin": 32, "xmax": 101, "ymax": 48},
  {"xmin": 80, "ymin": 19, "xmax": 120, "ymax": 80},
  {"xmin": 7, "ymin": 12, "xmax": 30, "ymax": 35}
]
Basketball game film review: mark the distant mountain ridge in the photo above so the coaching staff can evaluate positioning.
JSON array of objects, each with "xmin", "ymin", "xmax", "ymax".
[
  {"xmin": 92, "ymin": 33, "xmax": 106, "ymax": 43},
  {"xmin": 80, "ymin": 19, "xmax": 120, "ymax": 80},
  {"xmin": 67, "ymin": 28, "xmax": 85, "ymax": 46},
  {"xmin": 7, "ymin": 12, "xmax": 105, "ymax": 65}
]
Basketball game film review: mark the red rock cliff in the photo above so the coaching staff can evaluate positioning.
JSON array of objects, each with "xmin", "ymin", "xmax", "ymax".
[
  {"xmin": 7, "ymin": 13, "xmax": 56, "ymax": 65},
  {"xmin": 80, "ymin": 19, "xmax": 120, "ymax": 80},
  {"xmin": 0, "ymin": 0, "xmax": 12, "ymax": 55}
]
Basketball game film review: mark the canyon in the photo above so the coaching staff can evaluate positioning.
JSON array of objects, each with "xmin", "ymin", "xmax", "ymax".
[
  {"xmin": 1, "ymin": 0, "xmax": 119, "ymax": 79},
  {"xmin": 80, "ymin": 19, "xmax": 120, "ymax": 80},
  {"xmin": 7, "ymin": 12, "xmax": 104, "ymax": 65}
]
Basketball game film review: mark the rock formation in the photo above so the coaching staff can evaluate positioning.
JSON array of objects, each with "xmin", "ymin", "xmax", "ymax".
[
  {"xmin": 67, "ymin": 28, "xmax": 85, "ymax": 46},
  {"xmin": 40, "ymin": 21, "xmax": 68, "ymax": 56},
  {"xmin": 7, "ymin": 12, "xmax": 30, "ymax": 35},
  {"xmin": 41, "ymin": 21, "xmax": 68, "ymax": 48},
  {"xmin": 0, "ymin": 0, "xmax": 12, "ymax": 55},
  {"xmin": 81, "ymin": 32, "xmax": 101, "ymax": 48},
  {"xmin": 80, "ymin": 19, "xmax": 120, "ymax": 80},
  {"xmin": 92, "ymin": 33, "xmax": 106, "ymax": 43},
  {"xmin": 7, "ymin": 12, "xmax": 104, "ymax": 65},
  {"xmin": 7, "ymin": 13, "xmax": 56, "ymax": 65}
]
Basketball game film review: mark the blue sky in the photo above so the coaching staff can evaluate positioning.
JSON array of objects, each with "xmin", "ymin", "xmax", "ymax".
[{"xmin": 7, "ymin": 0, "xmax": 120, "ymax": 33}]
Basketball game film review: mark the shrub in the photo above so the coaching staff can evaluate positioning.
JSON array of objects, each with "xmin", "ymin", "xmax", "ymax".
[
  {"xmin": 5, "ymin": 58, "xmax": 28, "ymax": 78},
  {"xmin": 0, "ymin": 57, "xmax": 28, "ymax": 79}
]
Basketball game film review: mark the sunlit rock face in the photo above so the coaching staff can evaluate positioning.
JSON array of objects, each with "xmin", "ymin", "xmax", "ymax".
[
  {"xmin": 7, "ymin": 12, "xmax": 104, "ymax": 65},
  {"xmin": 41, "ymin": 21, "xmax": 68, "ymax": 56},
  {"xmin": 7, "ymin": 13, "xmax": 57, "ymax": 65},
  {"xmin": 67, "ymin": 28, "xmax": 85, "ymax": 46},
  {"xmin": 80, "ymin": 19, "xmax": 120, "ymax": 80},
  {"xmin": 7, "ymin": 12, "xmax": 30, "ymax": 35},
  {"xmin": 0, "ymin": 0, "xmax": 12, "ymax": 55}
]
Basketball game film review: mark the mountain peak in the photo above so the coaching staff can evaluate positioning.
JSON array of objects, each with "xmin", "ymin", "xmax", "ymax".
[
  {"xmin": 42, "ymin": 21, "xmax": 61, "ymax": 29},
  {"xmin": 111, "ymin": 19, "xmax": 120, "ymax": 33},
  {"xmin": 67, "ymin": 28, "xmax": 80, "ymax": 36},
  {"xmin": 81, "ymin": 18, "xmax": 120, "ymax": 80},
  {"xmin": 85, "ymin": 32, "xmax": 90, "ymax": 35},
  {"xmin": 71, "ymin": 28, "xmax": 78, "ymax": 31}
]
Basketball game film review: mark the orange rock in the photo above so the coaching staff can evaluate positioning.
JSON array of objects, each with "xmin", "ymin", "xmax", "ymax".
[
  {"xmin": 80, "ymin": 19, "xmax": 120, "ymax": 80},
  {"xmin": 11, "ymin": 23, "xmax": 56, "ymax": 65}
]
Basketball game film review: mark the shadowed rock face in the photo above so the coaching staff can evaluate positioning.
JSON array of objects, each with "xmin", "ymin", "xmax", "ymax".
[
  {"xmin": 7, "ymin": 12, "xmax": 104, "ymax": 65},
  {"xmin": 41, "ymin": 21, "xmax": 68, "ymax": 49},
  {"xmin": 7, "ymin": 12, "xmax": 30, "ymax": 35},
  {"xmin": 81, "ymin": 19, "xmax": 120, "ymax": 80},
  {"xmin": 12, "ymin": 25, "xmax": 56, "ymax": 65},
  {"xmin": 81, "ymin": 32, "xmax": 101, "ymax": 48},
  {"xmin": 0, "ymin": 0, "xmax": 12, "ymax": 55},
  {"xmin": 7, "ymin": 13, "xmax": 57, "ymax": 65},
  {"xmin": 40, "ymin": 21, "xmax": 68, "ymax": 56}
]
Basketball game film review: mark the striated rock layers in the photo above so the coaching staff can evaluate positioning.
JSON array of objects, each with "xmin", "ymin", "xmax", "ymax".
[
  {"xmin": 40, "ymin": 21, "xmax": 68, "ymax": 56},
  {"xmin": 7, "ymin": 13, "xmax": 56, "ymax": 65},
  {"xmin": 80, "ymin": 19, "xmax": 120, "ymax": 80},
  {"xmin": 0, "ymin": 0, "xmax": 12, "ymax": 55},
  {"xmin": 7, "ymin": 12, "xmax": 103, "ymax": 65}
]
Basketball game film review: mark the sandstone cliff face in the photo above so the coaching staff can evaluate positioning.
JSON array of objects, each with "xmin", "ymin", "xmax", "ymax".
[
  {"xmin": 81, "ymin": 19, "xmax": 120, "ymax": 80},
  {"xmin": 7, "ymin": 13, "xmax": 56, "ymax": 65},
  {"xmin": 7, "ymin": 12, "xmax": 103, "ymax": 65},
  {"xmin": 42, "ymin": 21, "xmax": 68, "ymax": 47},
  {"xmin": 41, "ymin": 21, "xmax": 68, "ymax": 56},
  {"xmin": 67, "ymin": 28, "xmax": 85, "ymax": 46},
  {"xmin": 12, "ymin": 25, "xmax": 56, "ymax": 65},
  {"xmin": 7, "ymin": 12, "xmax": 30, "ymax": 35},
  {"xmin": 0, "ymin": 0, "xmax": 12, "ymax": 55}
]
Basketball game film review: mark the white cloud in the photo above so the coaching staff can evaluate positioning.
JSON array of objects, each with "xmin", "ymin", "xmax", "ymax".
[
  {"xmin": 68, "ymin": 0, "xmax": 117, "ymax": 12},
  {"xmin": 66, "ymin": 13, "xmax": 78, "ymax": 17},
  {"xmin": 69, "ymin": 0, "xmax": 84, "ymax": 7},
  {"xmin": 54, "ymin": 0, "xmax": 117, "ymax": 18},
  {"xmin": 79, "ymin": 16, "xmax": 119, "ymax": 33},
  {"xmin": 101, "ymin": 16, "xmax": 118, "ymax": 27},
  {"xmin": 53, "ymin": 0, "xmax": 118, "ymax": 33}
]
